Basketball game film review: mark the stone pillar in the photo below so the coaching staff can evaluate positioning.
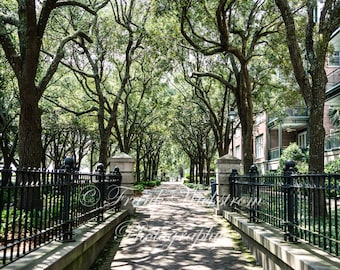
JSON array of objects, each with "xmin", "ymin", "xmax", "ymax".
[
  {"xmin": 215, "ymin": 154, "xmax": 241, "ymax": 215},
  {"xmin": 108, "ymin": 152, "xmax": 135, "ymax": 215}
]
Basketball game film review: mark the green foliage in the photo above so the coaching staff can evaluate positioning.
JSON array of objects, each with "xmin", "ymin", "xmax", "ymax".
[
  {"xmin": 134, "ymin": 180, "xmax": 161, "ymax": 193},
  {"xmin": 0, "ymin": 53, "xmax": 19, "ymax": 166},
  {"xmin": 133, "ymin": 183, "xmax": 145, "ymax": 194},
  {"xmin": 328, "ymin": 107, "xmax": 340, "ymax": 128},
  {"xmin": 0, "ymin": 208, "xmax": 20, "ymax": 237},
  {"xmin": 279, "ymin": 143, "xmax": 308, "ymax": 173},
  {"xmin": 183, "ymin": 178, "xmax": 190, "ymax": 184},
  {"xmin": 2, "ymin": 189, "xmax": 14, "ymax": 204},
  {"xmin": 184, "ymin": 182, "xmax": 209, "ymax": 190},
  {"xmin": 325, "ymin": 159, "xmax": 340, "ymax": 173},
  {"xmin": 143, "ymin": 180, "xmax": 161, "ymax": 187},
  {"xmin": 0, "ymin": 208, "xmax": 54, "ymax": 237}
]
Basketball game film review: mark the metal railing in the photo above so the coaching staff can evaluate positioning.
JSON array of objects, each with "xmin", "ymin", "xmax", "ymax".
[
  {"xmin": 268, "ymin": 147, "xmax": 283, "ymax": 160},
  {"xmin": 325, "ymin": 132, "xmax": 340, "ymax": 150},
  {"xmin": 229, "ymin": 165, "xmax": 340, "ymax": 257},
  {"xmin": 0, "ymin": 163, "xmax": 122, "ymax": 268}
]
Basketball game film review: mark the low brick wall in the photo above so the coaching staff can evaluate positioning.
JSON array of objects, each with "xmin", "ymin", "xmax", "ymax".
[
  {"xmin": 6, "ymin": 210, "xmax": 129, "ymax": 270},
  {"xmin": 223, "ymin": 211, "xmax": 340, "ymax": 270}
]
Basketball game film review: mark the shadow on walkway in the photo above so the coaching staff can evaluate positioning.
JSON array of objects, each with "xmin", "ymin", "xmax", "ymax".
[{"xmin": 91, "ymin": 182, "xmax": 262, "ymax": 270}]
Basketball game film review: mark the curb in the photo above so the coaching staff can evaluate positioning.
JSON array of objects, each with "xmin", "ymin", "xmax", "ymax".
[
  {"xmin": 223, "ymin": 211, "xmax": 340, "ymax": 270},
  {"xmin": 6, "ymin": 210, "xmax": 129, "ymax": 270}
]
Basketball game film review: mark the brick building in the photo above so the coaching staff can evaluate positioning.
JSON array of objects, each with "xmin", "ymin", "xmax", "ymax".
[{"xmin": 231, "ymin": 30, "xmax": 340, "ymax": 174}]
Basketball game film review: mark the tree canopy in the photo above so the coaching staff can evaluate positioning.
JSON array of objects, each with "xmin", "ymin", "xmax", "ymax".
[{"xmin": 0, "ymin": 0, "xmax": 338, "ymax": 178}]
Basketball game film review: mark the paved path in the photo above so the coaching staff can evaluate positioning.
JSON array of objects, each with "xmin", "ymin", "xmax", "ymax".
[{"xmin": 92, "ymin": 182, "xmax": 262, "ymax": 270}]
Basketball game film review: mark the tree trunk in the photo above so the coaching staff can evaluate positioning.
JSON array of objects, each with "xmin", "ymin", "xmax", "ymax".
[
  {"xmin": 199, "ymin": 159, "xmax": 204, "ymax": 185},
  {"xmin": 241, "ymin": 118, "xmax": 254, "ymax": 173},
  {"xmin": 206, "ymin": 157, "xmax": 211, "ymax": 185},
  {"xmin": 18, "ymin": 84, "xmax": 43, "ymax": 168},
  {"xmin": 234, "ymin": 64, "xmax": 254, "ymax": 173},
  {"xmin": 190, "ymin": 160, "xmax": 195, "ymax": 183},
  {"xmin": 311, "ymin": 174, "xmax": 327, "ymax": 219},
  {"xmin": 309, "ymin": 79, "xmax": 327, "ymax": 218},
  {"xmin": 148, "ymin": 157, "xmax": 152, "ymax": 181},
  {"xmin": 308, "ymin": 83, "xmax": 326, "ymax": 173},
  {"xmin": 18, "ymin": 84, "xmax": 44, "ymax": 210},
  {"xmin": 135, "ymin": 146, "xmax": 141, "ymax": 182},
  {"xmin": 98, "ymin": 129, "xmax": 111, "ymax": 168}
]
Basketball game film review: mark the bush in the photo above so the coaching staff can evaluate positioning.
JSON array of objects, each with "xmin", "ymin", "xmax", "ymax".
[
  {"xmin": 279, "ymin": 143, "xmax": 308, "ymax": 173},
  {"xmin": 133, "ymin": 183, "xmax": 144, "ymax": 194},
  {"xmin": 184, "ymin": 182, "xmax": 208, "ymax": 190},
  {"xmin": 183, "ymin": 179, "xmax": 190, "ymax": 184},
  {"xmin": 145, "ymin": 181, "xmax": 156, "ymax": 187},
  {"xmin": 133, "ymin": 180, "xmax": 161, "ymax": 193},
  {"xmin": 325, "ymin": 158, "xmax": 340, "ymax": 173}
]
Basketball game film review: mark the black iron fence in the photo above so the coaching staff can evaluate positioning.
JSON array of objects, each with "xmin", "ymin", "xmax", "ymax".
[
  {"xmin": 227, "ymin": 164, "xmax": 340, "ymax": 257},
  {"xmin": 0, "ymin": 162, "xmax": 122, "ymax": 268}
]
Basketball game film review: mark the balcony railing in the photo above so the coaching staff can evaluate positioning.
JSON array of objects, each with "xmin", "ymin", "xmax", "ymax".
[
  {"xmin": 326, "ymin": 68, "xmax": 340, "ymax": 90},
  {"xmin": 268, "ymin": 147, "xmax": 282, "ymax": 160},
  {"xmin": 325, "ymin": 132, "xmax": 340, "ymax": 151},
  {"xmin": 268, "ymin": 107, "xmax": 309, "ymax": 124}
]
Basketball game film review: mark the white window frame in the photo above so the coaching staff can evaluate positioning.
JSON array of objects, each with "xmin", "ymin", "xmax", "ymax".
[
  {"xmin": 235, "ymin": 145, "xmax": 241, "ymax": 159},
  {"xmin": 298, "ymin": 131, "xmax": 307, "ymax": 149},
  {"xmin": 255, "ymin": 135, "xmax": 264, "ymax": 158},
  {"xmin": 329, "ymin": 51, "xmax": 340, "ymax": 66}
]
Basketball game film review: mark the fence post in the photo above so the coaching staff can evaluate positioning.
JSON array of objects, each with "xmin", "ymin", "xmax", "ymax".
[
  {"xmin": 229, "ymin": 169, "xmax": 238, "ymax": 210},
  {"xmin": 283, "ymin": 160, "xmax": 297, "ymax": 242},
  {"xmin": 249, "ymin": 164, "xmax": 258, "ymax": 223},
  {"xmin": 110, "ymin": 167, "xmax": 122, "ymax": 212},
  {"xmin": 62, "ymin": 157, "xmax": 74, "ymax": 242},
  {"xmin": 96, "ymin": 163, "xmax": 105, "ymax": 222}
]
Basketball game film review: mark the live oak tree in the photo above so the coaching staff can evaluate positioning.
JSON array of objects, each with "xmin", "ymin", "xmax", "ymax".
[
  {"xmin": 60, "ymin": 5, "xmax": 119, "ymax": 168},
  {"xmin": 42, "ymin": 114, "xmax": 93, "ymax": 170},
  {"xmin": 274, "ymin": 0, "xmax": 340, "ymax": 219},
  {"xmin": 0, "ymin": 0, "xmax": 107, "ymax": 167},
  {"xmin": 61, "ymin": 0, "xmax": 165, "ymax": 171},
  {"xmin": 0, "ymin": 0, "xmax": 109, "ymax": 210},
  {"xmin": 183, "ymin": 51, "xmax": 236, "ymax": 157},
  {"xmin": 171, "ymin": 102, "xmax": 214, "ymax": 184},
  {"xmin": 134, "ymin": 129, "xmax": 164, "ymax": 182},
  {"xmin": 180, "ymin": 0, "xmax": 280, "ymax": 172},
  {"xmin": 274, "ymin": 0, "xmax": 340, "ymax": 173}
]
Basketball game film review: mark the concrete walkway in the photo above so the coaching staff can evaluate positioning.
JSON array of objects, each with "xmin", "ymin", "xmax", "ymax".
[{"xmin": 92, "ymin": 182, "xmax": 262, "ymax": 270}]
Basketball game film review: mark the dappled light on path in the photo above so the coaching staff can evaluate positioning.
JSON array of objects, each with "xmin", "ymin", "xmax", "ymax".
[{"xmin": 96, "ymin": 182, "xmax": 262, "ymax": 270}]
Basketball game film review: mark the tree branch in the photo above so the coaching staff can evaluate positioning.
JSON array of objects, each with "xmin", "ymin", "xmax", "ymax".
[
  {"xmin": 55, "ymin": 1, "xmax": 97, "ymax": 15},
  {"xmin": 43, "ymin": 95, "xmax": 97, "ymax": 116},
  {"xmin": 0, "ymin": 23, "xmax": 20, "ymax": 75},
  {"xmin": 180, "ymin": 3, "xmax": 224, "ymax": 56},
  {"xmin": 0, "ymin": 14, "xmax": 19, "ymax": 26},
  {"xmin": 38, "ymin": 31, "xmax": 93, "ymax": 97},
  {"xmin": 191, "ymin": 71, "xmax": 236, "ymax": 92},
  {"xmin": 274, "ymin": 0, "xmax": 311, "ymax": 104}
]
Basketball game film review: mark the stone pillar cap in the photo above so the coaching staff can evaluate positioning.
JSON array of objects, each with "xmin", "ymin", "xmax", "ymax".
[
  {"xmin": 109, "ymin": 152, "xmax": 135, "ymax": 161},
  {"xmin": 215, "ymin": 154, "xmax": 241, "ymax": 164}
]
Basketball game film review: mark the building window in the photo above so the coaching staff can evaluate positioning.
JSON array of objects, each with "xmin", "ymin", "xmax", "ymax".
[
  {"xmin": 329, "ymin": 51, "xmax": 340, "ymax": 66},
  {"xmin": 255, "ymin": 112, "xmax": 265, "ymax": 125},
  {"xmin": 298, "ymin": 131, "xmax": 307, "ymax": 149},
  {"xmin": 235, "ymin": 145, "xmax": 241, "ymax": 159},
  {"xmin": 255, "ymin": 135, "xmax": 264, "ymax": 158}
]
